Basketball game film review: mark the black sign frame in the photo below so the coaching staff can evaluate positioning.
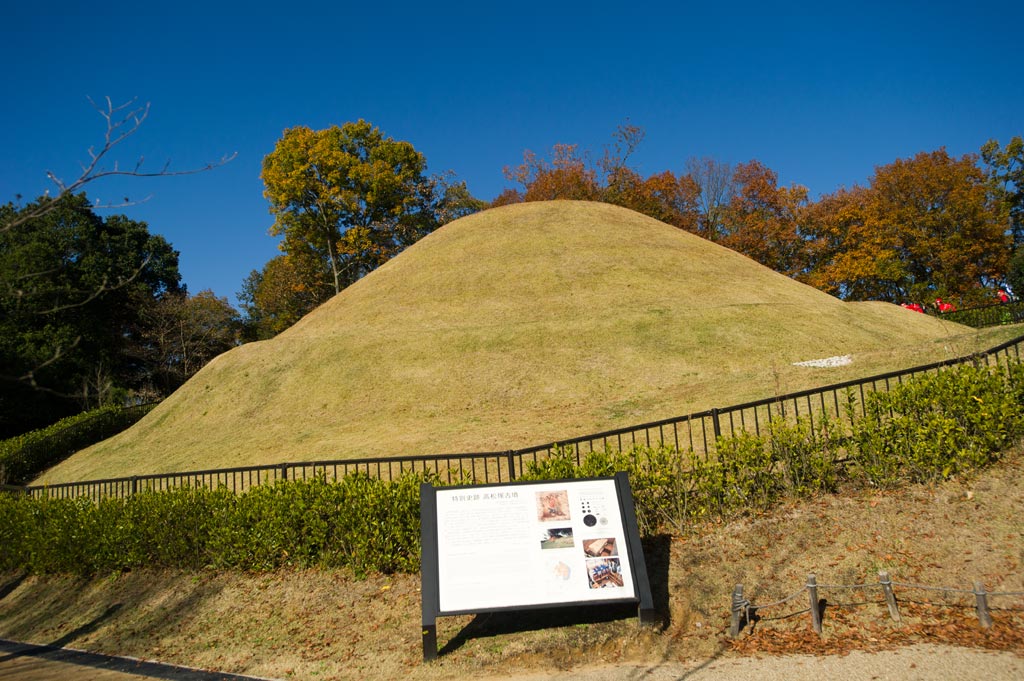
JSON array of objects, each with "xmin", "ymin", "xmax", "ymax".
[{"xmin": 419, "ymin": 471, "xmax": 656, "ymax": 661}]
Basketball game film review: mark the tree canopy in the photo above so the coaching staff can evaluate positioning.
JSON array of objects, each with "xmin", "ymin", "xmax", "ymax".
[
  {"xmin": 982, "ymin": 136, "xmax": 1024, "ymax": 247},
  {"xmin": 238, "ymin": 251, "xmax": 333, "ymax": 341},
  {"xmin": 253, "ymin": 120, "xmax": 483, "ymax": 336},
  {"xmin": 261, "ymin": 120, "xmax": 483, "ymax": 298},
  {"xmin": 136, "ymin": 289, "xmax": 241, "ymax": 394},
  {"xmin": 804, "ymin": 149, "xmax": 1008, "ymax": 304},
  {"xmin": 0, "ymin": 194, "xmax": 183, "ymax": 435},
  {"xmin": 497, "ymin": 128, "xmax": 1015, "ymax": 307}
]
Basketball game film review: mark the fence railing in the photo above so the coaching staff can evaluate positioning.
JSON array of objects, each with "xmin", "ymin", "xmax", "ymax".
[
  {"xmin": 16, "ymin": 333, "xmax": 1024, "ymax": 502},
  {"xmin": 938, "ymin": 299, "xmax": 1024, "ymax": 328}
]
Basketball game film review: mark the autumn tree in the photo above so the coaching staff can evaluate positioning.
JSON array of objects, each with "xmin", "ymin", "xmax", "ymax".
[
  {"xmin": 804, "ymin": 149, "xmax": 1008, "ymax": 304},
  {"xmin": 135, "ymin": 290, "xmax": 240, "ymax": 393},
  {"xmin": 599, "ymin": 125, "xmax": 701, "ymax": 231},
  {"xmin": 238, "ymin": 250, "xmax": 333, "ymax": 341},
  {"xmin": 801, "ymin": 185, "xmax": 890, "ymax": 299},
  {"xmin": 261, "ymin": 121, "xmax": 481, "ymax": 298},
  {"xmin": 718, "ymin": 161, "xmax": 811, "ymax": 278},
  {"xmin": 500, "ymin": 144, "xmax": 603, "ymax": 203},
  {"xmin": 498, "ymin": 125, "xmax": 702, "ymax": 231},
  {"xmin": 981, "ymin": 136, "xmax": 1023, "ymax": 246}
]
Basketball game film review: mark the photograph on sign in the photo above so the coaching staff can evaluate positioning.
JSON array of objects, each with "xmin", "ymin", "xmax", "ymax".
[{"xmin": 435, "ymin": 478, "xmax": 636, "ymax": 613}]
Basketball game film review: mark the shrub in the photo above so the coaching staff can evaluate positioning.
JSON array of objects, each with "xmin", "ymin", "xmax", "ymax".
[
  {"xmin": 0, "ymin": 471, "xmax": 429, "ymax": 576},
  {"xmin": 0, "ymin": 404, "xmax": 155, "ymax": 485},
  {"xmin": 848, "ymin": 363, "xmax": 1024, "ymax": 487}
]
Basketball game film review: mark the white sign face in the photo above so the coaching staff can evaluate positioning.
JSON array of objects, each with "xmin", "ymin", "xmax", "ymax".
[{"xmin": 435, "ymin": 479, "xmax": 636, "ymax": 613}]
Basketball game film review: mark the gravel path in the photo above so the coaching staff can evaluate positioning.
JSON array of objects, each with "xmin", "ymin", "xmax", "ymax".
[
  {"xmin": 508, "ymin": 645, "xmax": 1024, "ymax": 681},
  {"xmin": 1, "ymin": 640, "xmax": 1021, "ymax": 680}
]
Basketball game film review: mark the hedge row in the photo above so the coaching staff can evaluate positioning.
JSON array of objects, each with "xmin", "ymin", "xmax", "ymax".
[
  {"xmin": 2, "ymin": 362, "xmax": 1021, "ymax": 576},
  {"xmin": 0, "ymin": 472, "xmax": 424, "ymax": 575},
  {"xmin": 0, "ymin": 403, "xmax": 155, "ymax": 485}
]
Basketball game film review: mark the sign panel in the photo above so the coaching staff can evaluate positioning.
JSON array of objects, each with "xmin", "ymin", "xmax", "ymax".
[
  {"xmin": 435, "ymin": 478, "xmax": 636, "ymax": 612},
  {"xmin": 420, "ymin": 472, "xmax": 655, "ymax": 660}
]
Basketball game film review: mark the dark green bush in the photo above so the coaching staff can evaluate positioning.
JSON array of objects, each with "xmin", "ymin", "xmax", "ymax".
[
  {"xmin": 0, "ymin": 404, "xmax": 155, "ymax": 485},
  {"xmin": 520, "ymin": 418, "xmax": 842, "ymax": 535},
  {"xmin": 848, "ymin": 363, "xmax": 1024, "ymax": 487},
  {"xmin": 0, "ymin": 472, "xmax": 428, "ymax": 576}
]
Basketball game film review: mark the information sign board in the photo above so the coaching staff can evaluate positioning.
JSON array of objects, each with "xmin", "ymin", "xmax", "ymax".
[{"xmin": 420, "ymin": 472, "xmax": 655, "ymax": 660}]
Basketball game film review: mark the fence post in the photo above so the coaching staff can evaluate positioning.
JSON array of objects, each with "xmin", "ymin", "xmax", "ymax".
[
  {"xmin": 130, "ymin": 476, "xmax": 138, "ymax": 497},
  {"xmin": 973, "ymin": 580, "xmax": 993, "ymax": 628},
  {"xmin": 506, "ymin": 451, "xmax": 517, "ymax": 481},
  {"xmin": 711, "ymin": 408, "xmax": 722, "ymax": 439},
  {"xmin": 729, "ymin": 584, "xmax": 745, "ymax": 637},
  {"xmin": 878, "ymin": 571, "xmax": 901, "ymax": 624},
  {"xmin": 280, "ymin": 464, "xmax": 288, "ymax": 482},
  {"xmin": 807, "ymin": 574, "xmax": 822, "ymax": 635}
]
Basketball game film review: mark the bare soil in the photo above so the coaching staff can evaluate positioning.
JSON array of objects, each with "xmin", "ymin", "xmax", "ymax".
[{"xmin": 2, "ymin": 449, "xmax": 1022, "ymax": 680}]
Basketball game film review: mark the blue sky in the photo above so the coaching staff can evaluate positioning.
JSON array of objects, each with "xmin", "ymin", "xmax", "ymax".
[{"xmin": 2, "ymin": 0, "xmax": 1021, "ymax": 307}]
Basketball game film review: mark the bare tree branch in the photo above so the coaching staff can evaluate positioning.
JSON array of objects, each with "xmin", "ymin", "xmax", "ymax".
[
  {"xmin": 2, "ymin": 97, "xmax": 237, "ymax": 231},
  {"xmin": 1, "ymin": 98, "xmax": 235, "ymax": 407}
]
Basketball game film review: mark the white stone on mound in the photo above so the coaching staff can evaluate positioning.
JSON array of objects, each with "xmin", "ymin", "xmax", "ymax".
[{"xmin": 792, "ymin": 355, "xmax": 852, "ymax": 368}]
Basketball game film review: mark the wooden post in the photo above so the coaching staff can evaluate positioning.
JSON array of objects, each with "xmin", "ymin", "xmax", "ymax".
[
  {"xmin": 879, "ymin": 571, "xmax": 901, "ymax": 624},
  {"xmin": 807, "ymin": 574, "xmax": 822, "ymax": 635},
  {"xmin": 730, "ymin": 584, "xmax": 745, "ymax": 637},
  {"xmin": 973, "ymin": 580, "xmax": 993, "ymax": 628}
]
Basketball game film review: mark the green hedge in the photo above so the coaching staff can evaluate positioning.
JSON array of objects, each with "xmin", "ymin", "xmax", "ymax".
[
  {"xmin": 0, "ymin": 472, "xmax": 426, "ymax": 576},
  {"xmin": 2, "ymin": 362, "xmax": 1022, "ymax": 576},
  {"xmin": 0, "ymin": 403, "xmax": 155, "ymax": 485}
]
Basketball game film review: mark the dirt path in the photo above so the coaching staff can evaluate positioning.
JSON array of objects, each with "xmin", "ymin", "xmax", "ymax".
[
  {"xmin": 509, "ymin": 644, "xmax": 1024, "ymax": 680},
  {"xmin": 1, "ymin": 641, "xmax": 1020, "ymax": 681}
]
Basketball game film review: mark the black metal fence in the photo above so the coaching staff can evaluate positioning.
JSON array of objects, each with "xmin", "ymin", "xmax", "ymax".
[
  {"xmin": 938, "ymin": 299, "xmax": 1024, "ymax": 328},
  {"xmin": 16, "ymin": 333, "xmax": 1024, "ymax": 502}
]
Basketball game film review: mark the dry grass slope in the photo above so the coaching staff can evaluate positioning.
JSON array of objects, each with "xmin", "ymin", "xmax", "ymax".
[{"xmin": 37, "ymin": 201, "xmax": 1022, "ymax": 483}]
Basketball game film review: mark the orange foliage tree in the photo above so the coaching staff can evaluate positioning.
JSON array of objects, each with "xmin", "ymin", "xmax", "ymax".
[
  {"xmin": 238, "ymin": 250, "xmax": 333, "ymax": 340},
  {"xmin": 804, "ymin": 149, "xmax": 1008, "ymax": 305},
  {"xmin": 719, "ymin": 161, "xmax": 811, "ymax": 278},
  {"xmin": 500, "ymin": 143, "xmax": 603, "ymax": 203},
  {"xmin": 496, "ymin": 125, "xmax": 701, "ymax": 231},
  {"xmin": 495, "ymin": 131, "xmax": 1011, "ymax": 305}
]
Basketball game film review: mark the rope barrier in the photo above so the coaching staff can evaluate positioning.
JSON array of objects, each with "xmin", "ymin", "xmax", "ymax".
[
  {"xmin": 891, "ymin": 582, "xmax": 977, "ymax": 595},
  {"xmin": 744, "ymin": 580, "xmax": 1024, "ymax": 612},
  {"xmin": 748, "ymin": 588, "xmax": 808, "ymax": 610}
]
